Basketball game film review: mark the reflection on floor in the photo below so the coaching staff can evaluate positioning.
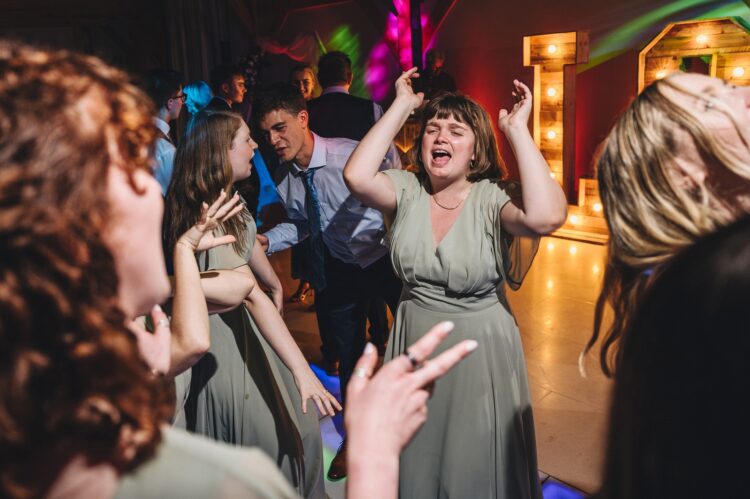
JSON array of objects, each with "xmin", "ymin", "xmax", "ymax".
[{"xmin": 271, "ymin": 236, "xmax": 611, "ymax": 497}]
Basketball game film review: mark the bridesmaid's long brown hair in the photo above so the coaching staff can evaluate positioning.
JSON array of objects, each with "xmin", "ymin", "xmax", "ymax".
[{"xmin": 163, "ymin": 110, "xmax": 252, "ymax": 256}]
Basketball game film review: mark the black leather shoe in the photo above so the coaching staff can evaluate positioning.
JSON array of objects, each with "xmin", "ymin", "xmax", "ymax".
[{"xmin": 327, "ymin": 441, "xmax": 347, "ymax": 481}]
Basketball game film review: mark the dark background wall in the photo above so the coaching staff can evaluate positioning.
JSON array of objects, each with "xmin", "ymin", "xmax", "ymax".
[{"xmin": 3, "ymin": 0, "xmax": 748, "ymax": 190}]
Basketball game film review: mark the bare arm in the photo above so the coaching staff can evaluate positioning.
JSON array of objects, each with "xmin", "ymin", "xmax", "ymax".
[
  {"xmin": 498, "ymin": 80, "xmax": 567, "ymax": 236},
  {"xmin": 344, "ymin": 68, "xmax": 424, "ymax": 214},
  {"xmin": 200, "ymin": 269, "xmax": 255, "ymax": 308},
  {"xmin": 169, "ymin": 241, "xmax": 210, "ymax": 376},
  {"xmin": 236, "ymin": 265, "xmax": 342, "ymax": 416},
  {"xmin": 248, "ymin": 240, "xmax": 284, "ymax": 314}
]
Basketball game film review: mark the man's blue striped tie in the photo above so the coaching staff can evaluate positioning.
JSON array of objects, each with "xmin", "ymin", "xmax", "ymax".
[{"xmin": 301, "ymin": 168, "xmax": 327, "ymax": 291}]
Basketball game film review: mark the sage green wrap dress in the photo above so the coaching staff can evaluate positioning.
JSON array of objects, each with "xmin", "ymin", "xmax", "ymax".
[
  {"xmin": 383, "ymin": 169, "xmax": 542, "ymax": 499},
  {"xmin": 185, "ymin": 218, "xmax": 325, "ymax": 499},
  {"xmin": 116, "ymin": 427, "xmax": 299, "ymax": 499}
]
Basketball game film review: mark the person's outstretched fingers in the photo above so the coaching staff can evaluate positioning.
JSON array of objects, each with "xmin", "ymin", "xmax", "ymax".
[
  {"xmin": 409, "ymin": 339, "xmax": 478, "ymax": 389},
  {"xmin": 205, "ymin": 189, "xmax": 228, "ymax": 218},
  {"xmin": 346, "ymin": 343, "xmax": 378, "ymax": 397},
  {"xmin": 213, "ymin": 192, "xmax": 242, "ymax": 220},
  {"xmin": 395, "ymin": 321, "xmax": 454, "ymax": 372}
]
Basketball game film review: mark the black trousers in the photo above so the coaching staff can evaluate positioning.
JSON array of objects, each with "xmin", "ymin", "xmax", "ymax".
[{"xmin": 314, "ymin": 250, "xmax": 401, "ymax": 402}]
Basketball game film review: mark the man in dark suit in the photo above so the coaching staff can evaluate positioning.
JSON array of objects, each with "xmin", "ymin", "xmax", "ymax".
[
  {"xmin": 307, "ymin": 51, "xmax": 401, "ymax": 362},
  {"xmin": 206, "ymin": 64, "xmax": 246, "ymax": 112},
  {"xmin": 308, "ymin": 51, "xmax": 398, "ymax": 164},
  {"xmin": 306, "ymin": 51, "xmax": 402, "ymax": 480}
]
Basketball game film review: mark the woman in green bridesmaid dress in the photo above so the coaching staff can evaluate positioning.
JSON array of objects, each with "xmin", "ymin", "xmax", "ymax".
[
  {"xmin": 164, "ymin": 111, "xmax": 341, "ymax": 499},
  {"xmin": 343, "ymin": 69, "xmax": 568, "ymax": 498}
]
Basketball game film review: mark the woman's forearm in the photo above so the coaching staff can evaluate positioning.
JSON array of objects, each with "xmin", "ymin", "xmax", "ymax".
[
  {"xmin": 200, "ymin": 269, "xmax": 255, "ymax": 308},
  {"xmin": 243, "ymin": 282, "xmax": 309, "ymax": 374},
  {"xmin": 248, "ymin": 241, "xmax": 282, "ymax": 294},
  {"xmin": 168, "ymin": 242, "xmax": 210, "ymax": 376},
  {"xmin": 505, "ymin": 126, "xmax": 567, "ymax": 233},
  {"xmin": 347, "ymin": 445, "xmax": 399, "ymax": 499},
  {"xmin": 345, "ymin": 96, "xmax": 413, "ymax": 186}
]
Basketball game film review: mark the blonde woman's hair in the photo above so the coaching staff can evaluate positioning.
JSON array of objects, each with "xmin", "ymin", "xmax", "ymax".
[{"xmin": 586, "ymin": 73, "xmax": 750, "ymax": 376}]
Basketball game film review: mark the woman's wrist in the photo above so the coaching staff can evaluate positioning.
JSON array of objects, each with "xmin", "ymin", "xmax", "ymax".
[
  {"xmin": 393, "ymin": 94, "xmax": 419, "ymax": 113},
  {"xmin": 502, "ymin": 123, "xmax": 532, "ymax": 141},
  {"xmin": 291, "ymin": 361, "xmax": 314, "ymax": 377},
  {"xmin": 348, "ymin": 436, "xmax": 400, "ymax": 490},
  {"xmin": 175, "ymin": 238, "xmax": 197, "ymax": 253}
]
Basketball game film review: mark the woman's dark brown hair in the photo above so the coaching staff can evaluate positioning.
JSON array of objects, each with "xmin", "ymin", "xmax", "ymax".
[
  {"xmin": 0, "ymin": 42, "xmax": 172, "ymax": 497},
  {"xmin": 163, "ymin": 110, "xmax": 251, "ymax": 256},
  {"xmin": 412, "ymin": 92, "xmax": 507, "ymax": 185}
]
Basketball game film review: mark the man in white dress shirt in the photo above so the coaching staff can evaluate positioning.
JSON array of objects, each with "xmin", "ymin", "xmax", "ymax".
[
  {"xmin": 143, "ymin": 69, "xmax": 184, "ymax": 195},
  {"xmin": 254, "ymin": 83, "xmax": 402, "ymax": 480}
]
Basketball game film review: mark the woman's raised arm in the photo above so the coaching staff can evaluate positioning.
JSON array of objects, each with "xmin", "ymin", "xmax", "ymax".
[
  {"xmin": 344, "ymin": 68, "xmax": 424, "ymax": 214},
  {"xmin": 497, "ymin": 79, "xmax": 567, "ymax": 236}
]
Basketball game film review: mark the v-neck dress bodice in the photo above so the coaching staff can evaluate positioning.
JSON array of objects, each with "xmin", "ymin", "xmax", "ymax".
[{"xmin": 383, "ymin": 169, "xmax": 542, "ymax": 499}]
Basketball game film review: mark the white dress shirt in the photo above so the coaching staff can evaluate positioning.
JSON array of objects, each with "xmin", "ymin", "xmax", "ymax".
[
  {"xmin": 153, "ymin": 117, "xmax": 176, "ymax": 195},
  {"xmin": 265, "ymin": 133, "xmax": 394, "ymax": 268}
]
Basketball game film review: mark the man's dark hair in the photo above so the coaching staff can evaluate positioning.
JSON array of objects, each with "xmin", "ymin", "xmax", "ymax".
[
  {"xmin": 142, "ymin": 69, "xmax": 183, "ymax": 110},
  {"xmin": 317, "ymin": 51, "xmax": 352, "ymax": 88},
  {"xmin": 252, "ymin": 82, "xmax": 307, "ymax": 123},
  {"xmin": 209, "ymin": 64, "xmax": 244, "ymax": 95}
]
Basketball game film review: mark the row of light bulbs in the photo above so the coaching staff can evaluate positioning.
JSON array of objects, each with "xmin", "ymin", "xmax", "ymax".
[
  {"xmin": 655, "ymin": 65, "xmax": 746, "ymax": 80},
  {"xmin": 652, "ymin": 33, "xmax": 748, "ymax": 80},
  {"xmin": 548, "ymin": 34, "xmax": 709, "ymax": 59}
]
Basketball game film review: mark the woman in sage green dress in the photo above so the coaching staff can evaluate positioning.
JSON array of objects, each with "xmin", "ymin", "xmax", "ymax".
[
  {"xmin": 164, "ymin": 111, "xmax": 340, "ymax": 499},
  {"xmin": 343, "ymin": 69, "xmax": 568, "ymax": 498}
]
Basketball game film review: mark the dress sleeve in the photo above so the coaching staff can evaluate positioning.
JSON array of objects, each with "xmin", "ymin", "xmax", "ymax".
[
  {"xmin": 197, "ymin": 240, "xmax": 247, "ymax": 272},
  {"xmin": 381, "ymin": 168, "xmax": 419, "ymax": 210},
  {"xmin": 490, "ymin": 181, "xmax": 540, "ymax": 290},
  {"xmin": 380, "ymin": 169, "xmax": 420, "ymax": 235}
]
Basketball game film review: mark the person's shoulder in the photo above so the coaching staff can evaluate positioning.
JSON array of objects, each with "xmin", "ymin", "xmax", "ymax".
[
  {"xmin": 117, "ymin": 428, "xmax": 298, "ymax": 499},
  {"xmin": 474, "ymin": 178, "xmax": 519, "ymax": 206},
  {"xmin": 205, "ymin": 97, "xmax": 231, "ymax": 112},
  {"xmin": 322, "ymin": 135, "xmax": 360, "ymax": 156},
  {"xmin": 348, "ymin": 93, "xmax": 374, "ymax": 105},
  {"xmin": 154, "ymin": 137, "xmax": 175, "ymax": 156},
  {"xmin": 383, "ymin": 168, "xmax": 421, "ymax": 192}
]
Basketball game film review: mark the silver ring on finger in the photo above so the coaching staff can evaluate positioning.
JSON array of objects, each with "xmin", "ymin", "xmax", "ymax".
[
  {"xmin": 354, "ymin": 367, "xmax": 370, "ymax": 379},
  {"xmin": 156, "ymin": 318, "xmax": 170, "ymax": 328}
]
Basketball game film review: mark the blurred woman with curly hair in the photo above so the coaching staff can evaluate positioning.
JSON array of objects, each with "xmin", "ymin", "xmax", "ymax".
[{"xmin": 0, "ymin": 41, "xmax": 297, "ymax": 499}]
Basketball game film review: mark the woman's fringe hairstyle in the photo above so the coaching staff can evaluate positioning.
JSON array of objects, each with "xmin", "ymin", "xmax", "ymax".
[{"xmin": 411, "ymin": 92, "xmax": 507, "ymax": 186}]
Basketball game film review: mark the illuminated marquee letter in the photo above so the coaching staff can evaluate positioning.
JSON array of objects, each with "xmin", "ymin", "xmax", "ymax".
[{"xmin": 523, "ymin": 31, "xmax": 588, "ymax": 200}]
